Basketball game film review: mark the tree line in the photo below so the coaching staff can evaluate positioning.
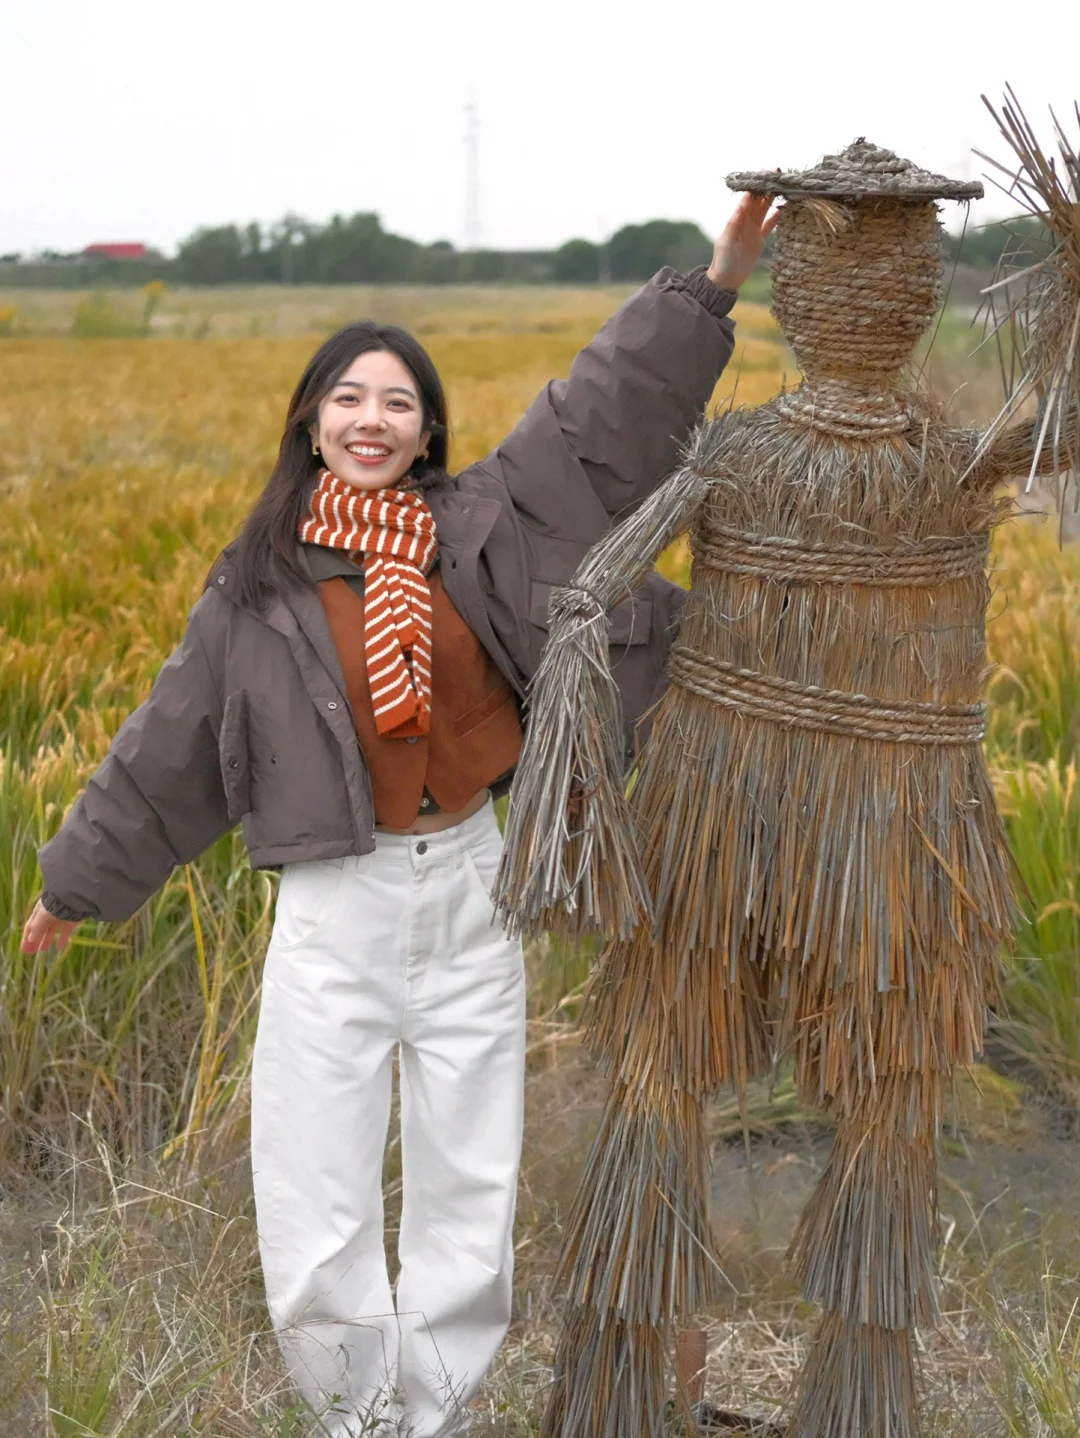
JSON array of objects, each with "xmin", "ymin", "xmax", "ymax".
[
  {"xmin": 0, "ymin": 215, "xmax": 716, "ymax": 288},
  {"xmin": 0, "ymin": 212, "xmax": 1045, "ymax": 289}
]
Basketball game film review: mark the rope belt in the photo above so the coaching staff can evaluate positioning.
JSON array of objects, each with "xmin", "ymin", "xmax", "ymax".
[
  {"xmin": 668, "ymin": 644, "xmax": 987, "ymax": 746},
  {"xmin": 692, "ymin": 524, "xmax": 989, "ymax": 589}
]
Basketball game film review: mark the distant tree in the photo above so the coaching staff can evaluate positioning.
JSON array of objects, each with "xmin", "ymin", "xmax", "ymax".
[
  {"xmin": 175, "ymin": 226, "xmax": 246, "ymax": 284},
  {"xmin": 607, "ymin": 220, "xmax": 712, "ymax": 281},
  {"xmin": 553, "ymin": 238, "xmax": 600, "ymax": 283},
  {"xmin": 421, "ymin": 240, "xmax": 460, "ymax": 284},
  {"xmin": 267, "ymin": 213, "xmax": 315, "ymax": 284}
]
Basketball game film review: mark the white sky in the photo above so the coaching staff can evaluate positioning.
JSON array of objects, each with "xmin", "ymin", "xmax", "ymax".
[{"xmin": 3, "ymin": 0, "xmax": 1078, "ymax": 257}]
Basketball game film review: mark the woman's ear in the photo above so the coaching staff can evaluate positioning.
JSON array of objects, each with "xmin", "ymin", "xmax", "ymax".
[{"xmin": 308, "ymin": 423, "xmax": 321, "ymax": 456}]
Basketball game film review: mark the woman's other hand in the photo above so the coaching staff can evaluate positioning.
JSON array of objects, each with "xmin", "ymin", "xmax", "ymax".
[
  {"xmin": 707, "ymin": 193, "xmax": 780, "ymax": 292},
  {"xmin": 21, "ymin": 899, "xmax": 80, "ymax": 954}
]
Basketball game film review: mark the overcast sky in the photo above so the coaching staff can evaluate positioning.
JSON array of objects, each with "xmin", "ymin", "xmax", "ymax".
[{"xmin": 3, "ymin": 0, "xmax": 1078, "ymax": 257}]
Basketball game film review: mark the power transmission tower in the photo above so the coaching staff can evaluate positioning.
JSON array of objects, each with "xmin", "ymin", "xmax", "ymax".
[{"xmin": 464, "ymin": 96, "xmax": 481, "ymax": 252}]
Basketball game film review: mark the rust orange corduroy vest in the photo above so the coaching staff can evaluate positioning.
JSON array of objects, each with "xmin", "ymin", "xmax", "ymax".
[{"xmin": 318, "ymin": 572, "xmax": 523, "ymax": 827}]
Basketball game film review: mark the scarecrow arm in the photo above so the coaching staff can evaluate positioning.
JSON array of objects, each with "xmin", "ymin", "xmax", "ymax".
[
  {"xmin": 495, "ymin": 463, "xmax": 711, "ymax": 944},
  {"xmin": 966, "ymin": 411, "xmax": 1079, "ymax": 492}
]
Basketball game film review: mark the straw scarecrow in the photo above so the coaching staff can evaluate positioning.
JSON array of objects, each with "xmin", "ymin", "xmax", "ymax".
[{"xmin": 496, "ymin": 112, "xmax": 1079, "ymax": 1438}]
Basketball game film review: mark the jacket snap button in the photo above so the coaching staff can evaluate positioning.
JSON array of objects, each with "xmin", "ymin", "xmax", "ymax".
[
  {"xmin": 327, "ymin": 700, "xmax": 338, "ymax": 710},
  {"xmin": 461, "ymin": 505, "xmax": 469, "ymax": 514},
  {"xmin": 217, "ymin": 575, "xmax": 226, "ymax": 585},
  {"xmin": 229, "ymin": 758, "xmax": 238, "ymax": 769},
  {"xmin": 415, "ymin": 841, "xmax": 428, "ymax": 855}
]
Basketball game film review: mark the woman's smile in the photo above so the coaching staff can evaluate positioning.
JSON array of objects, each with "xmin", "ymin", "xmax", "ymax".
[{"xmin": 346, "ymin": 440, "xmax": 394, "ymax": 466}]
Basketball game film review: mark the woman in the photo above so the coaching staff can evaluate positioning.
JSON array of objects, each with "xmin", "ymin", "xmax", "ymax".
[{"xmin": 22, "ymin": 195, "xmax": 774, "ymax": 1437}]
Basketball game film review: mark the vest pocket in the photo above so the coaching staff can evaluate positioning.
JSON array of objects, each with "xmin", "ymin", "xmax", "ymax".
[
  {"xmin": 454, "ymin": 685, "xmax": 515, "ymax": 736},
  {"xmin": 219, "ymin": 691, "xmax": 252, "ymax": 822}
]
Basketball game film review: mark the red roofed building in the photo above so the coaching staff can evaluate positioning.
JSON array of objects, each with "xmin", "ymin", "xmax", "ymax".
[{"xmin": 82, "ymin": 243, "xmax": 148, "ymax": 261}]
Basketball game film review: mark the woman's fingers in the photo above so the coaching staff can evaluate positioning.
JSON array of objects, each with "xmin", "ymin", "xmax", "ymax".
[
  {"xmin": 20, "ymin": 900, "xmax": 79, "ymax": 955},
  {"xmin": 708, "ymin": 193, "xmax": 780, "ymax": 291}
]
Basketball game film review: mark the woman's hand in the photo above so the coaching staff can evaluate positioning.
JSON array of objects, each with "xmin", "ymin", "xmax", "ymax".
[
  {"xmin": 708, "ymin": 193, "xmax": 780, "ymax": 293},
  {"xmin": 21, "ymin": 899, "xmax": 80, "ymax": 955}
]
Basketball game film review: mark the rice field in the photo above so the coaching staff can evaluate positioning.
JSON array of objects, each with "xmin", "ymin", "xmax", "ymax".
[{"xmin": 1, "ymin": 286, "xmax": 1078, "ymax": 1435}]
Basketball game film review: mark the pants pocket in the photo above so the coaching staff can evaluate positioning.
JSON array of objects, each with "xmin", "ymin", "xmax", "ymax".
[{"xmin": 272, "ymin": 858, "xmax": 348, "ymax": 950}]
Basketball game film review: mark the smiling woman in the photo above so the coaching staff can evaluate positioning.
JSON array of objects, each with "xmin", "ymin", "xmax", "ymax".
[{"xmin": 21, "ymin": 195, "xmax": 775, "ymax": 1438}]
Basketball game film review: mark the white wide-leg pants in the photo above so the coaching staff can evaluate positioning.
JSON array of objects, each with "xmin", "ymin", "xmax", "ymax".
[{"xmin": 251, "ymin": 800, "xmax": 526, "ymax": 1437}]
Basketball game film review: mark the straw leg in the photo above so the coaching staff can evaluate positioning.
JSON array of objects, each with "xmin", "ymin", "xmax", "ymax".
[
  {"xmin": 541, "ymin": 1311, "xmax": 668, "ymax": 1438},
  {"xmin": 791, "ymin": 1311, "xmax": 920, "ymax": 1438},
  {"xmin": 789, "ymin": 1077, "xmax": 943, "ymax": 1438},
  {"xmin": 541, "ymin": 1080, "xmax": 721, "ymax": 1437}
]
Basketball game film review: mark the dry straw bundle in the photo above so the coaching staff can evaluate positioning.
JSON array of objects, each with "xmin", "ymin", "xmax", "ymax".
[
  {"xmin": 497, "ymin": 127, "xmax": 1079, "ymax": 1438},
  {"xmin": 970, "ymin": 87, "xmax": 1080, "ymax": 504}
]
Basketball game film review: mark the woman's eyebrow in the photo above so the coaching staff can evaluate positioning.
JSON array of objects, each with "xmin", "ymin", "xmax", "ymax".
[{"xmin": 333, "ymin": 380, "xmax": 417, "ymax": 398}]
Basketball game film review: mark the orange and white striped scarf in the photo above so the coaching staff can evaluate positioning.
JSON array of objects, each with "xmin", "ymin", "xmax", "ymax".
[{"xmin": 298, "ymin": 469, "xmax": 438, "ymax": 738}]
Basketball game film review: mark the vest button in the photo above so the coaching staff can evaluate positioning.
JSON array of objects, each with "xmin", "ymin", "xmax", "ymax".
[
  {"xmin": 406, "ymin": 736, "xmax": 418, "ymax": 744},
  {"xmin": 415, "ymin": 841, "xmax": 428, "ymax": 855}
]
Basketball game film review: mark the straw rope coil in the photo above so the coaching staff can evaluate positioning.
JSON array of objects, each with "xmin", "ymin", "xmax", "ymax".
[
  {"xmin": 668, "ymin": 645, "xmax": 987, "ymax": 745},
  {"xmin": 693, "ymin": 521, "xmax": 988, "ymax": 588}
]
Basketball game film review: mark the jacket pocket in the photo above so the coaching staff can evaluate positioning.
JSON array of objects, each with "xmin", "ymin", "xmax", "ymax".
[
  {"xmin": 219, "ymin": 691, "xmax": 252, "ymax": 823},
  {"xmin": 529, "ymin": 580, "xmax": 653, "ymax": 646}
]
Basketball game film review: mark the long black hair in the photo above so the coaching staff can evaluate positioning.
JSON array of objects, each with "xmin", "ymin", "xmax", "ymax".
[{"xmin": 232, "ymin": 321, "xmax": 449, "ymax": 607}]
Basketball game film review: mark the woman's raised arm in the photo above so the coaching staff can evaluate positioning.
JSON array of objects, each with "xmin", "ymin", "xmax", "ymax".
[{"xmin": 477, "ymin": 195, "xmax": 776, "ymax": 530}]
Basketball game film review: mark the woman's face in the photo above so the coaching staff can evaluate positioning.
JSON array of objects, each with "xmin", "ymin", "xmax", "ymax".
[{"xmin": 312, "ymin": 349, "xmax": 431, "ymax": 492}]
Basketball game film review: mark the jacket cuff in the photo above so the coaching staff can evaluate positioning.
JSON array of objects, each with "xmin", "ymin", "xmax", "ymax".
[
  {"xmin": 678, "ymin": 265, "xmax": 738, "ymax": 320},
  {"xmin": 40, "ymin": 890, "xmax": 94, "ymax": 923}
]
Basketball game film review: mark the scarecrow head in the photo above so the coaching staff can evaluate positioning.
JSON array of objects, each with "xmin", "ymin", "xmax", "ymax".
[{"xmin": 728, "ymin": 141, "xmax": 983, "ymax": 403}]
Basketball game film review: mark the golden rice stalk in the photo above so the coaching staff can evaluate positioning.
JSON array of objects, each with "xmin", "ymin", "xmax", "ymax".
[{"xmin": 972, "ymin": 87, "xmax": 1080, "ymax": 500}]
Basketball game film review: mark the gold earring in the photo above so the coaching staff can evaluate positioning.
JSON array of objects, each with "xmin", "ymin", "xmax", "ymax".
[
  {"xmin": 418, "ymin": 448, "xmax": 429, "ymax": 462},
  {"xmin": 311, "ymin": 436, "xmax": 320, "ymax": 456}
]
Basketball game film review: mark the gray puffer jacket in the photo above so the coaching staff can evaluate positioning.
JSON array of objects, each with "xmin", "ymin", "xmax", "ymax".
[{"xmin": 39, "ymin": 268, "xmax": 736, "ymax": 922}]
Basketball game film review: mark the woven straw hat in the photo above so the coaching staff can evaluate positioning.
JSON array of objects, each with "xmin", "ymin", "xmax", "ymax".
[{"xmin": 727, "ymin": 138, "xmax": 983, "ymax": 202}]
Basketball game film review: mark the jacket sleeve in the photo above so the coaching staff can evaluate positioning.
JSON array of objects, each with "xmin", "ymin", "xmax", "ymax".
[
  {"xmin": 37, "ymin": 595, "xmax": 232, "ymax": 924},
  {"xmin": 481, "ymin": 266, "xmax": 736, "ymax": 528}
]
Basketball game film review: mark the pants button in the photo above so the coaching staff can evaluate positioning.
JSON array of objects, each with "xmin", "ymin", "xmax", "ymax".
[{"xmin": 415, "ymin": 841, "xmax": 428, "ymax": 855}]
